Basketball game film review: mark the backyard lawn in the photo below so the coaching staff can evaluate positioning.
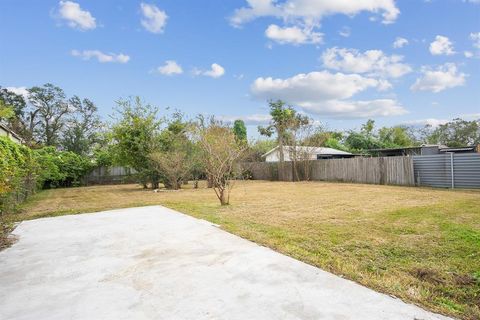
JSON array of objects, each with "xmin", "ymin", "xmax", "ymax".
[{"xmin": 17, "ymin": 181, "xmax": 480, "ymax": 319}]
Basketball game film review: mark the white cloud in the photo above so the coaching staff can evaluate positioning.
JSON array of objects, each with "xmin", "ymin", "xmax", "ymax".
[
  {"xmin": 403, "ymin": 118, "xmax": 448, "ymax": 128},
  {"xmin": 57, "ymin": 1, "xmax": 96, "ymax": 31},
  {"xmin": 321, "ymin": 47, "xmax": 412, "ymax": 78},
  {"xmin": 393, "ymin": 37, "xmax": 408, "ymax": 48},
  {"xmin": 250, "ymin": 70, "xmax": 406, "ymax": 118},
  {"xmin": 299, "ymin": 99, "xmax": 407, "ymax": 118},
  {"xmin": 411, "ymin": 63, "xmax": 466, "ymax": 93},
  {"xmin": 429, "ymin": 35, "xmax": 455, "ymax": 55},
  {"xmin": 470, "ymin": 32, "xmax": 480, "ymax": 49},
  {"xmin": 195, "ymin": 63, "xmax": 225, "ymax": 78},
  {"xmin": 5, "ymin": 87, "xmax": 29, "ymax": 99},
  {"xmin": 252, "ymin": 71, "xmax": 380, "ymax": 101},
  {"xmin": 156, "ymin": 60, "xmax": 183, "ymax": 75},
  {"xmin": 265, "ymin": 24, "xmax": 322, "ymax": 45},
  {"xmin": 71, "ymin": 50, "xmax": 130, "ymax": 63},
  {"xmin": 140, "ymin": 3, "xmax": 168, "ymax": 34},
  {"xmin": 230, "ymin": 0, "xmax": 400, "ymax": 27},
  {"xmin": 464, "ymin": 51, "xmax": 474, "ymax": 58}
]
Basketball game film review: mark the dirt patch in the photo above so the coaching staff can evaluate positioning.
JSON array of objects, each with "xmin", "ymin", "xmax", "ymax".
[{"xmin": 411, "ymin": 268, "xmax": 445, "ymax": 284}]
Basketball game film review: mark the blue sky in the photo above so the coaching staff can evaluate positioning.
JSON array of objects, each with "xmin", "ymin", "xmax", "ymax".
[{"xmin": 1, "ymin": 0, "xmax": 479, "ymax": 137}]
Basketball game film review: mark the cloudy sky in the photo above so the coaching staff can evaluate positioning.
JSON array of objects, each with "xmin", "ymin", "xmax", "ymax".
[{"xmin": 1, "ymin": 0, "xmax": 479, "ymax": 136}]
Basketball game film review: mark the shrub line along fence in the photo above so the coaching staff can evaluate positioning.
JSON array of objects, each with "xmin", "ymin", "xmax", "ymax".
[{"xmin": 243, "ymin": 153, "xmax": 480, "ymax": 189}]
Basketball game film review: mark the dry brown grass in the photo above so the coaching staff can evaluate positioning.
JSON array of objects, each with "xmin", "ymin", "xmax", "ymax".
[{"xmin": 19, "ymin": 181, "xmax": 480, "ymax": 319}]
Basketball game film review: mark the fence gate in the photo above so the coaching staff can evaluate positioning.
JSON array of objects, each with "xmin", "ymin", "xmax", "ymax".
[{"xmin": 413, "ymin": 153, "xmax": 480, "ymax": 189}]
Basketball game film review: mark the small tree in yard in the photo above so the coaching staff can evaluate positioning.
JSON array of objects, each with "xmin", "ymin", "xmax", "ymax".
[
  {"xmin": 195, "ymin": 120, "xmax": 247, "ymax": 205},
  {"xmin": 150, "ymin": 147, "xmax": 192, "ymax": 190},
  {"xmin": 111, "ymin": 97, "xmax": 162, "ymax": 188},
  {"xmin": 150, "ymin": 114, "xmax": 194, "ymax": 190}
]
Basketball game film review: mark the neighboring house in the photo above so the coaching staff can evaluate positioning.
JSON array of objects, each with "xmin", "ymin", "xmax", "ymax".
[
  {"xmin": 262, "ymin": 146, "xmax": 353, "ymax": 162},
  {"xmin": 0, "ymin": 122, "xmax": 23, "ymax": 144},
  {"xmin": 368, "ymin": 144, "xmax": 479, "ymax": 157}
]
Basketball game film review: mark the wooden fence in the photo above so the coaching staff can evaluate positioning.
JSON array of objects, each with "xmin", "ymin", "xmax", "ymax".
[{"xmin": 243, "ymin": 156, "xmax": 415, "ymax": 186}]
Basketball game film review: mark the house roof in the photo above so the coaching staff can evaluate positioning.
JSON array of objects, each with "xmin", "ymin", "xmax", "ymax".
[
  {"xmin": 0, "ymin": 122, "xmax": 24, "ymax": 143},
  {"xmin": 367, "ymin": 144, "xmax": 448, "ymax": 152},
  {"xmin": 439, "ymin": 146, "xmax": 476, "ymax": 152},
  {"xmin": 262, "ymin": 145, "xmax": 352, "ymax": 158}
]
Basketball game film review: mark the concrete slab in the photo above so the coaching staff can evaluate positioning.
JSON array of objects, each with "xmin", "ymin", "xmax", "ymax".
[{"xmin": 0, "ymin": 206, "xmax": 451, "ymax": 320}]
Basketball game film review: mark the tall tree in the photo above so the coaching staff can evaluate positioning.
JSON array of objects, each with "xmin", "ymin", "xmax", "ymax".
[
  {"xmin": 111, "ymin": 97, "xmax": 162, "ymax": 188},
  {"xmin": 0, "ymin": 100, "xmax": 14, "ymax": 121},
  {"xmin": 428, "ymin": 118, "xmax": 480, "ymax": 147},
  {"xmin": 378, "ymin": 126, "xmax": 416, "ymax": 147},
  {"xmin": 27, "ymin": 83, "xmax": 69, "ymax": 146},
  {"xmin": 61, "ymin": 96, "xmax": 101, "ymax": 155},
  {"xmin": 361, "ymin": 119, "xmax": 376, "ymax": 137},
  {"xmin": 258, "ymin": 100, "xmax": 308, "ymax": 179},
  {"xmin": 0, "ymin": 87, "xmax": 27, "ymax": 137},
  {"xmin": 233, "ymin": 119, "xmax": 247, "ymax": 144}
]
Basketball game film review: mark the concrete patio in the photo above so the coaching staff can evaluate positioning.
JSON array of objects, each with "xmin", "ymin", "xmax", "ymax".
[{"xmin": 0, "ymin": 206, "xmax": 451, "ymax": 320}]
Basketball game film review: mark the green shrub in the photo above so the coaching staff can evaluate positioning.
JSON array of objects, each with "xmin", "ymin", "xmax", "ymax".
[
  {"xmin": 0, "ymin": 137, "xmax": 37, "ymax": 215},
  {"xmin": 34, "ymin": 147, "xmax": 92, "ymax": 188},
  {"xmin": 0, "ymin": 138, "xmax": 93, "ymax": 216}
]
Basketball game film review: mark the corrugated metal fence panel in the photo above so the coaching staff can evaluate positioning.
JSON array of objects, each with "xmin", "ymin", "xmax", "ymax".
[
  {"xmin": 413, "ymin": 153, "xmax": 480, "ymax": 188},
  {"xmin": 85, "ymin": 166, "xmax": 137, "ymax": 185},
  {"xmin": 451, "ymin": 154, "xmax": 480, "ymax": 188}
]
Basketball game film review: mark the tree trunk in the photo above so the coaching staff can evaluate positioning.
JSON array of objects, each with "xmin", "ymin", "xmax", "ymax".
[
  {"xmin": 219, "ymin": 190, "xmax": 229, "ymax": 206},
  {"xmin": 278, "ymin": 136, "xmax": 285, "ymax": 181},
  {"xmin": 207, "ymin": 175, "xmax": 214, "ymax": 188}
]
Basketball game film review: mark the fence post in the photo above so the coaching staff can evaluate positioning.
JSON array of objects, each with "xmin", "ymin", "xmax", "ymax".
[{"xmin": 450, "ymin": 152, "xmax": 455, "ymax": 189}]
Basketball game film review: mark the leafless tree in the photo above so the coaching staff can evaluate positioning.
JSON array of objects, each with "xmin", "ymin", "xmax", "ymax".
[
  {"xmin": 195, "ymin": 120, "xmax": 247, "ymax": 205},
  {"xmin": 288, "ymin": 123, "xmax": 326, "ymax": 181}
]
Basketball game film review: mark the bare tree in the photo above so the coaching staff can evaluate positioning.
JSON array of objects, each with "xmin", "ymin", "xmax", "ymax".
[
  {"xmin": 288, "ymin": 124, "xmax": 327, "ymax": 181},
  {"xmin": 195, "ymin": 120, "xmax": 247, "ymax": 205}
]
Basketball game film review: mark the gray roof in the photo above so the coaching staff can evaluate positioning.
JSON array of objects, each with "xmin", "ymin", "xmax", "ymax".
[
  {"xmin": 262, "ymin": 145, "xmax": 352, "ymax": 158},
  {"xmin": 0, "ymin": 122, "xmax": 24, "ymax": 143}
]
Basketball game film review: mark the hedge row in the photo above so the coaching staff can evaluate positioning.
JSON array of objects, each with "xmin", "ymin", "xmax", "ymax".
[{"xmin": 0, "ymin": 136, "xmax": 92, "ymax": 216}]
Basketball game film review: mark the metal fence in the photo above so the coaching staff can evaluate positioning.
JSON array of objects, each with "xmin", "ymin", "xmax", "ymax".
[
  {"xmin": 413, "ymin": 153, "xmax": 480, "ymax": 189},
  {"xmin": 84, "ymin": 166, "xmax": 137, "ymax": 185}
]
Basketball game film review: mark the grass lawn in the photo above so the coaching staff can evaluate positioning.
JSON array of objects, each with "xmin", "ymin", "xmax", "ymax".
[{"xmin": 16, "ymin": 181, "xmax": 480, "ymax": 319}]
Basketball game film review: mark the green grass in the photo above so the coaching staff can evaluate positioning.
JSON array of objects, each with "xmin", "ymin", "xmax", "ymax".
[{"xmin": 12, "ymin": 181, "xmax": 480, "ymax": 319}]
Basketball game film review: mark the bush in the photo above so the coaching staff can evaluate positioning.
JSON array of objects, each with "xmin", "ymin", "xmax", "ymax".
[
  {"xmin": 34, "ymin": 147, "xmax": 92, "ymax": 188},
  {"xmin": 0, "ymin": 137, "xmax": 37, "ymax": 215},
  {"xmin": 1, "ymin": 138, "xmax": 93, "ymax": 246}
]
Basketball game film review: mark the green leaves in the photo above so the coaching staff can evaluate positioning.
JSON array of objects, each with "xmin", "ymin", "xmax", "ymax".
[
  {"xmin": 233, "ymin": 119, "xmax": 247, "ymax": 144},
  {"xmin": 34, "ymin": 147, "xmax": 92, "ymax": 188},
  {"xmin": 0, "ymin": 137, "xmax": 37, "ymax": 214}
]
